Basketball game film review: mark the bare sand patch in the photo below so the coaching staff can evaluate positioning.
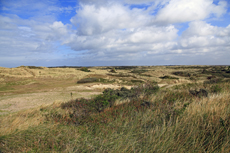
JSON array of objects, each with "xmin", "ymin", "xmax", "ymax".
[
  {"xmin": 0, "ymin": 90, "xmax": 100, "ymax": 115},
  {"xmin": 0, "ymin": 83, "xmax": 133, "ymax": 115}
]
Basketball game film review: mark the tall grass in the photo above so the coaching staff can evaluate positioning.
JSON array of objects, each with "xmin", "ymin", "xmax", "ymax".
[{"xmin": 0, "ymin": 81, "xmax": 229, "ymax": 152}]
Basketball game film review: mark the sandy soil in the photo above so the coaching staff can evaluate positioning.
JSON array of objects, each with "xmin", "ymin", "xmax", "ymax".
[
  {"xmin": 0, "ymin": 83, "xmax": 133, "ymax": 115},
  {"xmin": 0, "ymin": 66, "xmax": 196, "ymax": 115}
]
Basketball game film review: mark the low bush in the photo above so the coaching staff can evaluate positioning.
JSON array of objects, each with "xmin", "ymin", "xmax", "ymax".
[
  {"xmin": 77, "ymin": 77, "xmax": 98, "ymax": 83},
  {"xmin": 80, "ymin": 67, "xmax": 90, "ymax": 72},
  {"xmin": 110, "ymin": 68, "xmax": 116, "ymax": 73},
  {"xmin": 159, "ymin": 75, "xmax": 179, "ymax": 79},
  {"xmin": 113, "ymin": 66, "xmax": 138, "ymax": 70},
  {"xmin": 173, "ymin": 71, "xmax": 191, "ymax": 77},
  {"xmin": 108, "ymin": 72, "xmax": 136, "ymax": 78},
  {"xmin": 131, "ymin": 79, "xmax": 144, "ymax": 83},
  {"xmin": 204, "ymin": 78, "xmax": 223, "ymax": 84},
  {"xmin": 207, "ymin": 75, "xmax": 216, "ymax": 80},
  {"xmin": 130, "ymin": 69, "xmax": 148, "ymax": 74},
  {"xmin": 189, "ymin": 76, "xmax": 196, "ymax": 81},
  {"xmin": 211, "ymin": 85, "xmax": 222, "ymax": 93},
  {"xmin": 58, "ymin": 83, "xmax": 160, "ymax": 125},
  {"xmin": 27, "ymin": 66, "xmax": 43, "ymax": 69},
  {"xmin": 189, "ymin": 89, "xmax": 208, "ymax": 98},
  {"xmin": 139, "ymin": 74, "xmax": 152, "ymax": 77}
]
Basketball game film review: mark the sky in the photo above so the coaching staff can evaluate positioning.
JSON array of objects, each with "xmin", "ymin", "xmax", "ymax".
[{"xmin": 0, "ymin": 0, "xmax": 230, "ymax": 67}]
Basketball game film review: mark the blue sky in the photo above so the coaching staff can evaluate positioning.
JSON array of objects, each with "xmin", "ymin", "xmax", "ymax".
[{"xmin": 0, "ymin": 0, "xmax": 230, "ymax": 67}]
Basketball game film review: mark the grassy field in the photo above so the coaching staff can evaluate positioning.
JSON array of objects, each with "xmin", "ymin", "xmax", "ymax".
[{"xmin": 0, "ymin": 65, "xmax": 229, "ymax": 152}]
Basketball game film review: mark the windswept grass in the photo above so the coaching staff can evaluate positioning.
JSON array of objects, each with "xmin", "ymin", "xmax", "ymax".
[
  {"xmin": 0, "ymin": 66, "xmax": 230, "ymax": 152},
  {"xmin": 1, "ymin": 79, "xmax": 229, "ymax": 152}
]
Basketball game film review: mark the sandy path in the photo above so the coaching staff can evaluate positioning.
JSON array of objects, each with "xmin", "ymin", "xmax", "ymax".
[
  {"xmin": 0, "ymin": 84, "xmax": 133, "ymax": 115},
  {"xmin": 1, "ymin": 82, "xmax": 184, "ymax": 115},
  {"xmin": 0, "ymin": 91, "xmax": 101, "ymax": 114}
]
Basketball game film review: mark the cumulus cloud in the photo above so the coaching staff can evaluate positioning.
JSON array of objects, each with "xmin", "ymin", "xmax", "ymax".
[
  {"xmin": 0, "ymin": 0, "xmax": 229, "ymax": 67},
  {"xmin": 62, "ymin": 24, "xmax": 178, "ymax": 62},
  {"xmin": 0, "ymin": 0, "xmax": 74, "ymax": 60},
  {"xmin": 179, "ymin": 21, "xmax": 230, "ymax": 49},
  {"xmin": 0, "ymin": 14, "xmax": 70, "ymax": 59},
  {"xmin": 155, "ymin": 0, "xmax": 227, "ymax": 24},
  {"xmin": 71, "ymin": 3, "xmax": 150, "ymax": 35}
]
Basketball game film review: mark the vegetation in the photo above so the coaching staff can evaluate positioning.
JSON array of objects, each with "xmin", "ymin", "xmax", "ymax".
[
  {"xmin": 107, "ymin": 72, "xmax": 137, "ymax": 78},
  {"xmin": 27, "ymin": 66, "xmax": 44, "ymax": 69},
  {"xmin": 131, "ymin": 79, "xmax": 144, "ymax": 83},
  {"xmin": 109, "ymin": 68, "xmax": 117, "ymax": 73},
  {"xmin": 77, "ymin": 77, "xmax": 99, "ymax": 83},
  {"xmin": 111, "ymin": 66, "xmax": 138, "ymax": 70},
  {"xmin": 172, "ymin": 71, "xmax": 191, "ymax": 77},
  {"xmin": 0, "ymin": 65, "xmax": 230, "ymax": 152},
  {"xmin": 80, "ymin": 67, "xmax": 91, "ymax": 72},
  {"xmin": 77, "ymin": 77, "xmax": 115, "ymax": 84},
  {"xmin": 159, "ymin": 75, "xmax": 179, "ymax": 80},
  {"xmin": 130, "ymin": 69, "xmax": 148, "ymax": 74}
]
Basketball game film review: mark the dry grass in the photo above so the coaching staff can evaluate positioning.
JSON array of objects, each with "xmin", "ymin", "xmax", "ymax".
[
  {"xmin": 0, "ymin": 65, "xmax": 229, "ymax": 152},
  {"xmin": 0, "ymin": 108, "xmax": 45, "ymax": 136}
]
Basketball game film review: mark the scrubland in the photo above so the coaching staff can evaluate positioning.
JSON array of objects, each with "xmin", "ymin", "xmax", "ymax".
[{"xmin": 0, "ymin": 65, "xmax": 229, "ymax": 152}]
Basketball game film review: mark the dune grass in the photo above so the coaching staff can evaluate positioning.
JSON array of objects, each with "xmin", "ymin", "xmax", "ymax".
[
  {"xmin": 0, "ymin": 66, "xmax": 230, "ymax": 152},
  {"xmin": 1, "ymin": 79, "xmax": 229, "ymax": 152}
]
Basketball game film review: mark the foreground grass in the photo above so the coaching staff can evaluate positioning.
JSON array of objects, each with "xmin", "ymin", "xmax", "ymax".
[{"xmin": 1, "ymin": 79, "xmax": 230, "ymax": 152}]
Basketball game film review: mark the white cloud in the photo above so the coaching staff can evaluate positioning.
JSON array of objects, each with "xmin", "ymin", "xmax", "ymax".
[
  {"xmin": 0, "ymin": 14, "xmax": 70, "ymax": 58},
  {"xmin": 155, "ymin": 0, "xmax": 227, "ymax": 24},
  {"xmin": 60, "ymin": 0, "xmax": 230, "ymax": 64},
  {"xmin": 63, "ymin": 25, "xmax": 178, "ymax": 60},
  {"xmin": 179, "ymin": 21, "xmax": 230, "ymax": 48},
  {"xmin": 181, "ymin": 21, "xmax": 230, "ymax": 37},
  {"xmin": 71, "ymin": 3, "xmax": 150, "ymax": 35},
  {"xmin": 1, "ymin": 0, "xmax": 230, "ymax": 67}
]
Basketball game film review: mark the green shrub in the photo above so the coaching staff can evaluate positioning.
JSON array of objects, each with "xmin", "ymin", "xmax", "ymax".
[
  {"xmin": 207, "ymin": 75, "xmax": 216, "ymax": 80},
  {"xmin": 80, "ymin": 67, "xmax": 90, "ymax": 72},
  {"xmin": 139, "ymin": 74, "xmax": 152, "ymax": 77},
  {"xmin": 27, "ymin": 66, "xmax": 43, "ymax": 69},
  {"xmin": 130, "ymin": 82, "xmax": 159, "ymax": 98},
  {"xmin": 108, "ymin": 72, "xmax": 135, "ymax": 78},
  {"xmin": 173, "ymin": 71, "xmax": 191, "ymax": 77},
  {"xmin": 160, "ymin": 75, "xmax": 179, "ymax": 79},
  {"xmin": 211, "ymin": 85, "xmax": 222, "ymax": 93},
  {"xmin": 189, "ymin": 89, "xmax": 208, "ymax": 98},
  {"xmin": 77, "ymin": 78, "xmax": 98, "ymax": 83},
  {"xmin": 130, "ymin": 69, "xmax": 148, "ymax": 74},
  {"xmin": 103, "ymin": 87, "xmax": 136, "ymax": 100},
  {"xmin": 110, "ymin": 68, "xmax": 116, "ymax": 73},
  {"xmin": 204, "ymin": 78, "xmax": 223, "ymax": 84},
  {"xmin": 189, "ymin": 76, "xmax": 196, "ymax": 81},
  {"xmin": 59, "ymin": 82, "xmax": 160, "ymax": 125},
  {"xmin": 91, "ymin": 94, "xmax": 117, "ymax": 112},
  {"xmin": 131, "ymin": 79, "xmax": 144, "ymax": 83}
]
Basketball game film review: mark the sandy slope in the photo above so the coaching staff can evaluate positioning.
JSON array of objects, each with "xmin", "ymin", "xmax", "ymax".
[{"xmin": 0, "ymin": 84, "xmax": 133, "ymax": 115}]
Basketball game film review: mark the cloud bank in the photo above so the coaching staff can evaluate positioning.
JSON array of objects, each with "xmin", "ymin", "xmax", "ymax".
[{"xmin": 0, "ymin": 0, "xmax": 229, "ymax": 67}]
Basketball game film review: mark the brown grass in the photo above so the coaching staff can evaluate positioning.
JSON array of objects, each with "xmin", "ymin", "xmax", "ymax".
[{"xmin": 1, "ymin": 65, "xmax": 229, "ymax": 152}]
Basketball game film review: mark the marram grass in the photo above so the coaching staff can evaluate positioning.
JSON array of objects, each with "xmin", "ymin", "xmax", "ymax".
[{"xmin": 1, "ymin": 81, "xmax": 229, "ymax": 152}]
